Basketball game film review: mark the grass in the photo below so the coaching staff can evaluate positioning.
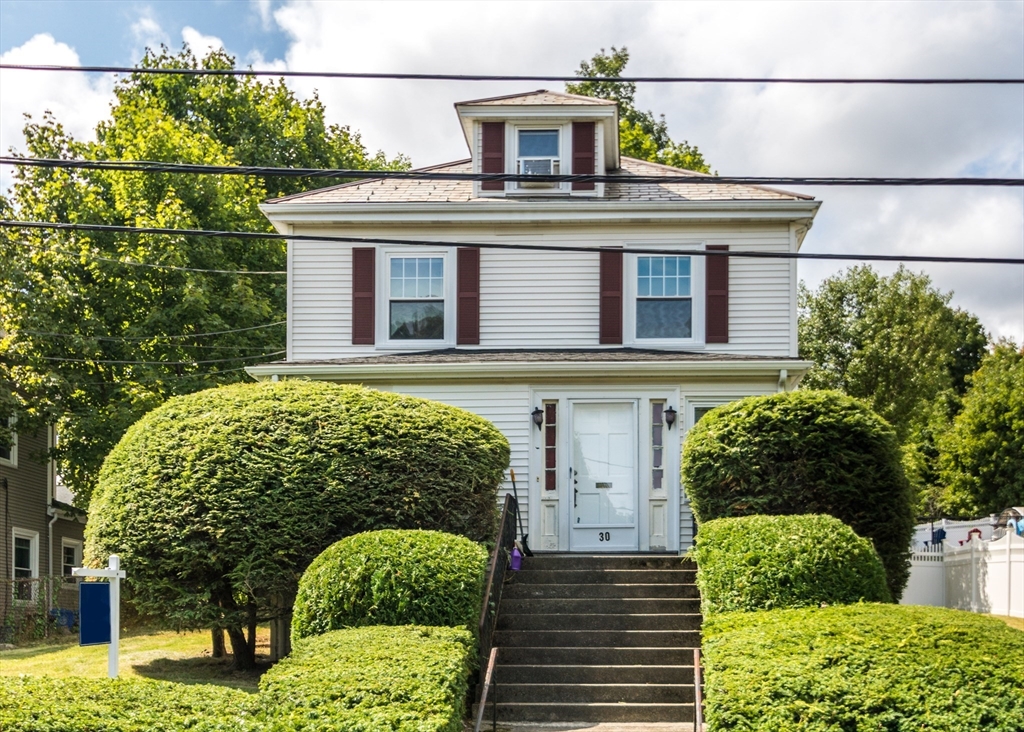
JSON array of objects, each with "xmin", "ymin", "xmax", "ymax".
[
  {"xmin": 0, "ymin": 627, "xmax": 271, "ymax": 691},
  {"xmin": 990, "ymin": 614, "xmax": 1024, "ymax": 631}
]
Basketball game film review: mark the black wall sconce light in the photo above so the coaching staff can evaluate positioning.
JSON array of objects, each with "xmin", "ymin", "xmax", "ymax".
[
  {"xmin": 531, "ymin": 407, "xmax": 544, "ymax": 430},
  {"xmin": 664, "ymin": 406, "xmax": 678, "ymax": 430}
]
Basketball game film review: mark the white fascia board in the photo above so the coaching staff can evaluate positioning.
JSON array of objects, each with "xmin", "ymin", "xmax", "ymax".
[
  {"xmin": 259, "ymin": 199, "xmax": 821, "ymax": 228},
  {"xmin": 247, "ymin": 358, "xmax": 814, "ymax": 383}
]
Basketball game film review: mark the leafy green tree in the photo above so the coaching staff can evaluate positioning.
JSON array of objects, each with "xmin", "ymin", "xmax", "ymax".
[
  {"xmin": 0, "ymin": 47, "xmax": 407, "ymax": 504},
  {"xmin": 798, "ymin": 266, "xmax": 988, "ymax": 513},
  {"xmin": 567, "ymin": 47, "xmax": 712, "ymax": 173},
  {"xmin": 938, "ymin": 342, "xmax": 1024, "ymax": 517}
]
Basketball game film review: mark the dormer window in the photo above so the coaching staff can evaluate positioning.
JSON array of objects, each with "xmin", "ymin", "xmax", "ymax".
[{"xmin": 517, "ymin": 129, "xmax": 561, "ymax": 188}]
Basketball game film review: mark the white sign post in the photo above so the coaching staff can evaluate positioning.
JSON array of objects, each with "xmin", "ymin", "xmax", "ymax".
[{"xmin": 72, "ymin": 555, "xmax": 126, "ymax": 678}]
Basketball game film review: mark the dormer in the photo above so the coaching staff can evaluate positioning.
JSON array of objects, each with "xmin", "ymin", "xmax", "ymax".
[{"xmin": 455, "ymin": 90, "xmax": 619, "ymax": 198}]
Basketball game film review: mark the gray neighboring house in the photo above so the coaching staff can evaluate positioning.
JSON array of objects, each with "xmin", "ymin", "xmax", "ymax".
[{"xmin": 1, "ymin": 420, "xmax": 86, "ymax": 629}]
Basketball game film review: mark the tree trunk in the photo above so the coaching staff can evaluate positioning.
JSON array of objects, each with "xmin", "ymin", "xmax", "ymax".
[
  {"xmin": 226, "ymin": 625, "xmax": 256, "ymax": 670},
  {"xmin": 211, "ymin": 627, "xmax": 225, "ymax": 658},
  {"xmin": 246, "ymin": 606, "xmax": 258, "ymax": 662}
]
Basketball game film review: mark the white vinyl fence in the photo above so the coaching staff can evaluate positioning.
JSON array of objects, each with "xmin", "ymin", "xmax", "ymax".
[{"xmin": 902, "ymin": 532, "xmax": 1024, "ymax": 618}]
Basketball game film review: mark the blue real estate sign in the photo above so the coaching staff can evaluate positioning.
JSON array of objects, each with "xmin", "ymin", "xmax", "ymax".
[{"xmin": 79, "ymin": 581, "xmax": 111, "ymax": 646}]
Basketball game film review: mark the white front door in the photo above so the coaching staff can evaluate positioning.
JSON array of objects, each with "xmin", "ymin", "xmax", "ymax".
[{"xmin": 569, "ymin": 401, "xmax": 639, "ymax": 551}]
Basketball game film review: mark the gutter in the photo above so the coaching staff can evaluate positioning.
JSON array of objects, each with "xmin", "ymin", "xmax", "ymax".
[{"xmin": 246, "ymin": 358, "xmax": 814, "ymax": 383}]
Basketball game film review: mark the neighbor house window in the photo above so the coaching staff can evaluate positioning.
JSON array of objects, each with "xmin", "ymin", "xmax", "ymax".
[
  {"xmin": 636, "ymin": 255, "xmax": 692, "ymax": 339},
  {"xmin": 517, "ymin": 129, "xmax": 560, "ymax": 188},
  {"xmin": 62, "ymin": 538, "xmax": 82, "ymax": 582},
  {"xmin": 388, "ymin": 256, "xmax": 445, "ymax": 340},
  {"xmin": 12, "ymin": 529, "xmax": 38, "ymax": 602},
  {"xmin": 0, "ymin": 416, "xmax": 16, "ymax": 466}
]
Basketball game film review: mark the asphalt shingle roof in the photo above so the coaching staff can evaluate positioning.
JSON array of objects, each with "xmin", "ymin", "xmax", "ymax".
[
  {"xmin": 269, "ymin": 157, "xmax": 813, "ymax": 205},
  {"xmin": 270, "ymin": 348, "xmax": 803, "ymax": 366}
]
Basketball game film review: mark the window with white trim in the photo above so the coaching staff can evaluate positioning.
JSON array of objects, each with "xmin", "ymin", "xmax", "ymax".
[
  {"xmin": 624, "ymin": 248, "xmax": 705, "ymax": 345},
  {"xmin": 62, "ymin": 538, "xmax": 83, "ymax": 582},
  {"xmin": 12, "ymin": 528, "xmax": 38, "ymax": 602},
  {"xmin": 0, "ymin": 416, "xmax": 16, "ymax": 467},
  {"xmin": 387, "ymin": 255, "xmax": 446, "ymax": 341},
  {"xmin": 516, "ymin": 128, "xmax": 561, "ymax": 189}
]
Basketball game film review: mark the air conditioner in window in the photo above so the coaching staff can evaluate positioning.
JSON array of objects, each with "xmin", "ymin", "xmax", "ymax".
[{"xmin": 517, "ymin": 158, "xmax": 560, "ymax": 188}]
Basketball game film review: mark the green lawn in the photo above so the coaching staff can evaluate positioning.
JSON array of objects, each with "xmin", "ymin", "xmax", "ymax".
[{"xmin": 0, "ymin": 627, "xmax": 270, "ymax": 691}]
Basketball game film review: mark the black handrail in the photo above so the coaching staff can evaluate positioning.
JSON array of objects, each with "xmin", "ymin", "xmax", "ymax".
[{"xmin": 477, "ymin": 493, "xmax": 518, "ymax": 681}]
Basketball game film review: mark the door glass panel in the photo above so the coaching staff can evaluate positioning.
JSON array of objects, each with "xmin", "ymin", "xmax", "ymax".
[{"xmin": 572, "ymin": 403, "xmax": 635, "ymax": 527}]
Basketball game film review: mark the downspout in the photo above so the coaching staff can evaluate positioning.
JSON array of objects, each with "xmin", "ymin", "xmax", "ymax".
[
  {"xmin": 777, "ymin": 369, "xmax": 789, "ymax": 393},
  {"xmin": 47, "ymin": 507, "xmax": 58, "ymax": 610}
]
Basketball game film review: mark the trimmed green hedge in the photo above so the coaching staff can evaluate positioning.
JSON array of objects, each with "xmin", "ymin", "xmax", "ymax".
[
  {"xmin": 261, "ymin": 625, "xmax": 474, "ymax": 732},
  {"xmin": 682, "ymin": 390, "xmax": 914, "ymax": 599},
  {"xmin": 702, "ymin": 604, "xmax": 1024, "ymax": 731},
  {"xmin": 86, "ymin": 381, "xmax": 509, "ymax": 638},
  {"xmin": 692, "ymin": 514, "xmax": 891, "ymax": 615},
  {"xmin": 0, "ymin": 626, "xmax": 474, "ymax": 731},
  {"xmin": 291, "ymin": 530, "xmax": 488, "ymax": 643},
  {"xmin": 0, "ymin": 676, "xmax": 262, "ymax": 731}
]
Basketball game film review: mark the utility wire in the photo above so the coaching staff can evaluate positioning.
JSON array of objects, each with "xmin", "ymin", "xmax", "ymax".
[
  {"xmin": 18, "ymin": 321, "xmax": 286, "ymax": 340},
  {"xmin": 2, "ymin": 157, "xmax": 1021, "ymax": 187},
  {"xmin": 7, "ymin": 238, "xmax": 285, "ymax": 275},
  {"xmin": 1, "ymin": 64, "xmax": 1021, "ymax": 84},
  {"xmin": 38, "ymin": 350, "xmax": 286, "ymax": 365},
  {"xmin": 2, "ymin": 220, "xmax": 1022, "ymax": 266}
]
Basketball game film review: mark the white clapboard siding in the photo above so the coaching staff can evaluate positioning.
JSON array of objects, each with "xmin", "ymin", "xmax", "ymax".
[
  {"xmin": 380, "ymin": 384, "xmax": 533, "ymax": 531},
  {"xmin": 480, "ymin": 249, "xmax": 600, "ymax": 347},
  {"xmin": 288, "ymin": 222, "xmax": 796, "ymax": 360}
]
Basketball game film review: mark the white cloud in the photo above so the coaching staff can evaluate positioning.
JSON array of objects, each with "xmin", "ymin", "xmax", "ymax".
[
  {"xmin": 182, "ymin": 26, "xmax": 227, "ymax": 61},
  {"xmin": 253, "ymin": 0, "xmax": 274, "ymax": 32},
  {"xmin": 131, "ymin": 12, "xmax": 169, "ymax": 58},
  {"xmin": 0, "ymin": 34, "xmax": 114, "ymax": 191}
]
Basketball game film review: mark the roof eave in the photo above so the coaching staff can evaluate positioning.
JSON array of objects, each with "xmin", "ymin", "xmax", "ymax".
[
  {"xmin": 246, "ymin": 358, "xmax": 813, "ymax": 382},
  {"xmin": 259, "ymin": 198, "xmax": 821, "ymax": 226}
]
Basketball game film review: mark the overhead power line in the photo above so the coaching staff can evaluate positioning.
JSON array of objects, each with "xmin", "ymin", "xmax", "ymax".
[
  {"xmin": 1, "ymin": 64, "xmax": 1021, "ymax": 84},
  {"xmin": 2, "ymin": 157, "xmax": 1021, "ymax": 187},
  {"xmin": 38, "ymin": 350, "xmax": 286, "ymax": 365},
  {"xmin": 18, "ymin": 322, "xmax": 286, "ymax": 341},
  {"xmin": 2, "ymin": 220, "xmax": 1022, "ymax": 266}
]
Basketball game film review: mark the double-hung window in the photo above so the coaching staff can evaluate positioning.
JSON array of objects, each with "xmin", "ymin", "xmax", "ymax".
[
  {"xmin": 636, "ymin": 255, "xmax": 694, "ymax": 340},
  {"xmin": 0, "ymin": 416, "xmax": 16, "ymax": 467},
  {"xmin": 62, "ymin": 538, "xmax": 83, "ymax": 582},
  {"xmin": 387, "ymin": 255, "xmax": 446, "ymax": 341},
  {"xmin": 517, "ymin": 129, "xmax": 560, "ymax": 188},
  {"xmin": 12, "ymin": 529, "xmax": 38, "ymax": 602}
]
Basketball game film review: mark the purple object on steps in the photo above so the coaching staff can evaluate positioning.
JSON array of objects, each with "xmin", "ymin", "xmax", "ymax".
[{"xmin": 511, "ymin": 546, "xmax": 522, "ymax": 571}]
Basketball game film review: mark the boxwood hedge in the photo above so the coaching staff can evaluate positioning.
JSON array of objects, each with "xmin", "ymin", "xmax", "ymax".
[
  {"xmin": 682, "ymin": 390, "xmax": 914, "ymax": 599},
  {"xmin": 86, "ymin": 381, "xmax": 508, "ymax": 665},
  {"xmin": 0, "ymin": 676, "xmax": 262, "ymax": 732},
  {"xmin": 702, "ymin": 604, "xmax": 1024, "ymax": 731},
  {"xmin": 1, "ymin": 626, "xmax": 474, "ymax": 732},
  {"xmin": 260, "ymin": 625, "xmax": 474, "ymax": 732},
  {"xmin": 692, "ymin": 514, "xmax": 891, "ymax": 615},
  {"xmin": 291, "ymin": 530, "xmax": 488, "ymax": 642}
]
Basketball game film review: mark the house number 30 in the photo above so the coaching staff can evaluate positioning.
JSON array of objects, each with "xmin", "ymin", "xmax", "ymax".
[{"xmin": 598, "ymin": 532, "xmax": 611, "ymax": 542}]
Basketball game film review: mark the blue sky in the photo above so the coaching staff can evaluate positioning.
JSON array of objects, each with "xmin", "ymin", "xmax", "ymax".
[
  {"xmin": 1, "ymin": 1, "xmax": 1021, "ymax": 340},
  {"xmin": 0, "ymin": 0, "xmax": 290, "ymax": 66}
]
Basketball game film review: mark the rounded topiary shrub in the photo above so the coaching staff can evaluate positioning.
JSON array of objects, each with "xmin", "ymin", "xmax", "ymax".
[
  {"xmin": 291, "ymin": 529, "xmax": 488, "ymax": 642},
  {"xmin": 682, "ymin": 390, "xmax": 913, "ymax": 600},
  {"xmin": 692, "ymin": 514, "xmax": 891, "ymax": 615},
  {"xmin": 86, "ymin": 381, "xmax": 508, "ymax": 667}
]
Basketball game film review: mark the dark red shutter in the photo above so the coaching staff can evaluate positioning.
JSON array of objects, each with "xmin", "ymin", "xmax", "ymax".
[
  {"xmin": 599, "ymin": 249, "xmax": 623, "ymax": 344},
  {"xmin": 481, "ymin": 122, "xmax": 505, "ymax": 191},
  {"xmin": 352, "ymin": 247, "xmax": 375, "ymax": 345},
  {"xmin": 457, "ymin": 247, "xmax": 480, "ymax": 345},
  {"xmin": 706, "ymin": 245, "xmax": 729, "ymax": 343},
  {"xmin": 572, "ymin": 121, "xmax": 596, "ymax": 191}
]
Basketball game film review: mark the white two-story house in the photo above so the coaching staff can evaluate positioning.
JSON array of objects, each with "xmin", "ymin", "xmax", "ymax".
[{"xmin": 248, "ymin": 90, "xmax": 819, "ymax": 554}]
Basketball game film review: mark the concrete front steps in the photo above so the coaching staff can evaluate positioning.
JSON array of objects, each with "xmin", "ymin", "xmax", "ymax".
[{"xmin": 478, "ymin": 554, "xmax": 701, "ymax": 724}]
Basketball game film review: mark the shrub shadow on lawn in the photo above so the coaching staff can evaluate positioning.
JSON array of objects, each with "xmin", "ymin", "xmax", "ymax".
[{"xmin": 131, "ymin": 655, "xmax": 271, "ymax": 692}]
